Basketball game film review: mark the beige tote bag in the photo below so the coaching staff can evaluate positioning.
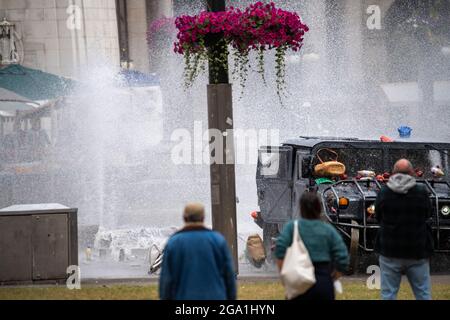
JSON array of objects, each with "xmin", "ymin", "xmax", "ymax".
[{"xmin": 280, "ymin": 220, "xmax": 316, "ymax": 299}]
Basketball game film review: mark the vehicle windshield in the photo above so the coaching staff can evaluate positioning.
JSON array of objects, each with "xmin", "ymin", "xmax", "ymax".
[
  {"xmin": 334, "ymin": 148, "xmax": 384, "ymax": 177},
  {"xmin": 312, "ymin": 147, "xmax": 449, "ymax": 179},
  {"xmin": 385, "ymin": 149, "xmax": 448, "ymax": 179}
]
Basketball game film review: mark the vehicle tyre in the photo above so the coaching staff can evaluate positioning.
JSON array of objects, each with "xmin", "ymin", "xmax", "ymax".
[
  {"xmin": 263, "ymin": 223, "xmax": 279, "ymax": 264},
  {"xmin": 348, "ymin": 220, "xmax": 360, "ymax": 275}
]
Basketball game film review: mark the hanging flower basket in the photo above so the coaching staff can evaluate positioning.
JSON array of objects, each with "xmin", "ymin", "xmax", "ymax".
[{"xmin": 173, "ymin": 2, "xmax": 309, "ymax": 101}]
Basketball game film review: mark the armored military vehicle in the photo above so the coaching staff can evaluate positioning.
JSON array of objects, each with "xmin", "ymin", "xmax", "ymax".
[{"xmin": 252, "ymin": 136, "xmax": 450, "ymax": 273}]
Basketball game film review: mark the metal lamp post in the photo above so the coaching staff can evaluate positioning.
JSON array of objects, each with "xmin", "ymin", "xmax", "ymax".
[{"xmin": 206, "ymin": 0, "xmax": 238, "ymax": 273}]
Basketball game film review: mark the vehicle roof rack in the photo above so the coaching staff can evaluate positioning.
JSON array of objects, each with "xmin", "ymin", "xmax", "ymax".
[{"xmin": 298, "ymin": 136, "xmax": 361, "ymax": 141}]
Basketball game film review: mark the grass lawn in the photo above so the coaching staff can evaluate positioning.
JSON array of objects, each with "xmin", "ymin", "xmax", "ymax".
[{"xmin": 1, "ymin": 279, "xmax": 450, "ymax": 300}]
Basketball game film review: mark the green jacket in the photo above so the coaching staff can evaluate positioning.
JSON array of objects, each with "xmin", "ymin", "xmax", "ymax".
[{"xmin": 275, "ymin": 219, "xmax": 349, "ymax": 273}]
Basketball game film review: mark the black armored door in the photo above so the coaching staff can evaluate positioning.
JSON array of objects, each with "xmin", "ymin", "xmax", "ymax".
[{"xmin": 256, "ymin": 146, "xmax": 294, "ymax": 224}]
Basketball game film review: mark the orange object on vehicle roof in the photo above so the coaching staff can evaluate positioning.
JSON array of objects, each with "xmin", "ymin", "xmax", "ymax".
[{"xmin": 380, "ymin": 135, "xmax": 394, "ymax": 142}]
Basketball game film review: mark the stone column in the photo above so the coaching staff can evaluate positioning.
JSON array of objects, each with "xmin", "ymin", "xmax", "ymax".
[
  {"xmin": 146, "ymin": 0, "xmax": 173, "ymax": 22},
  {"xmin": 146, "ymin": 0, "xmax": 173, "ymax": 72},
  {"xmin": 126, "ymin": 0, "xmax": 151, "ymax": 72}
]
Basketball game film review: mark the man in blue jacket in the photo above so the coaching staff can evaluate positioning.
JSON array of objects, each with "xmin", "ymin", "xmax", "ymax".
[{"xmin": 159, "ymin": 203, "xmax": 237, "ymax": 300}]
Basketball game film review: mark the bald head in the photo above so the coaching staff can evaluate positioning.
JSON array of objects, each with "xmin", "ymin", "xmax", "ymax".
[
  {"xmin": 183, "ymin": 203, "xmax": 205, "ymax": 224},
  {"xmin": 393, "ymin": 159, "xmax": 414, "ymax": 175}
]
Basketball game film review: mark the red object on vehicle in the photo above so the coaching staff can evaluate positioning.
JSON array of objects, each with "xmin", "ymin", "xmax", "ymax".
[
  {"xmin": 340, "ymin": 173, "xmax": 348, "ymax": 180},
  {"xmin": 251, "ymin": 211, "xmax": 258, "ymax": 219},
  {"xmin": 376, "ymin": 174, "xmax": 384, "ymax": 182},
  {"xmin": 380, "ymin": 135, "xmax": 394, "ymax": 142},
  {"xmin": 415, "ymin": 169, "xmax": 424, "ymax": 177}
]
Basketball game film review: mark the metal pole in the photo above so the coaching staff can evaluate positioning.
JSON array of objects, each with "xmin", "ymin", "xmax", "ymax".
[{"xmin": 206, "ymin": 0, "xmax": 238, "ymax": 273}]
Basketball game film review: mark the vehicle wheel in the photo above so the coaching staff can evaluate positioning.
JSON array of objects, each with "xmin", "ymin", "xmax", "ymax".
[
  {"xmin": 348, "ymin": 220, "xmax": 360, "ymax": 275},
  {"xmin": 263, "ymin": 223, "xmax": 279, "ymax": 264}
]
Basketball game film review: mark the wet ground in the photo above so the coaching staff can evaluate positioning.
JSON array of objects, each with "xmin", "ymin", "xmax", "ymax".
[
  {"xmin": 79, "ymin": 274, "xmax": 450, "ymax": 286},
  {"xmin": 80, "ymin": 259, "xmax": 278, "ymax": 280},
  {"xmin": 79, "ymin": 254, "xmax": 450, "ymax": 285}
]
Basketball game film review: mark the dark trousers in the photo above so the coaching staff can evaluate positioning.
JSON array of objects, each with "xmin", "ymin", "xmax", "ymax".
[{"xmin": 291, "ymin": 262, "xmax": 334, "ymax": 301}]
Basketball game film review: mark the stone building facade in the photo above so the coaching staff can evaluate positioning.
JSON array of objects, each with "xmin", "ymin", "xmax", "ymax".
[
  {"xmin": 0, "ymin": 0, "xmax": 448, "ymax": 134},
  {"xmin": 0, "ymin": 0, "xmax": 120, "ymax": 78},
  {"xmin": 0, "ymin": 0, "xmax": 172, "ymax": 78}
]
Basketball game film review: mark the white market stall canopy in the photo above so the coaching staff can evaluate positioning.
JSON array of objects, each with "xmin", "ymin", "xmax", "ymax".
[{"xmin": 0, "ymin": 87, "xmax": 41, "ymax": 118}]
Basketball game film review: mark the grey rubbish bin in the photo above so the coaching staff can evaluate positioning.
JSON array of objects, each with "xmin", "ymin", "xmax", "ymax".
[{"xmin": 0, "ymin": 203, "xmax": 78, "ymax": 285}]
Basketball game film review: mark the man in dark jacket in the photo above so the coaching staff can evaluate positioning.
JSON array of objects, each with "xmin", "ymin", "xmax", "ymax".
[
  {"xmin": 375, "ymin": 159, "xmax": 433, "ymax": 300},
  {"xmin": 159, "ymin": 203, "xmax": 237, "ymax": 300}
]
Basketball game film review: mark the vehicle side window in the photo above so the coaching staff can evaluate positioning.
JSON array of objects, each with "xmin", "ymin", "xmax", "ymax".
[
  {"xmin": 257, "ymin": 146, "xmax": 292, "ymax": 180},
  {"xmin": 296, "ymin": 150, "xmax": 311, "ymax": 179}
]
